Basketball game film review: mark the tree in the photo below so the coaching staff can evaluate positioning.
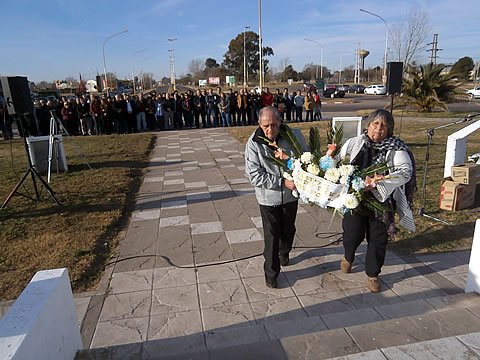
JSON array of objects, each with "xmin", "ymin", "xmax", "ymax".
[
  {"xmin": 389, "ymin": 8, "xmax": 431, "ymax": 72},
  {"xmin": 282, "ymin": 65, "xmax": 298, "ymax": 82},
  {"xmin": 402, "ymin": 63, "xmax": 460, "ymax": 112},
  {"xmin": 450, "ymin": 57, "xmax": 474, "ymax": 80},
  {"xmin": 161, "ymin": 76, "xmax": 170, "ymax": 85},
  {"xmin": 278, "ymin": 57, "xmax": 291, "ymax": 73},
  {"xmin": 205, "ymin": 58, "xmax": 220, "ymax": 69},
  {"xmin": 188, "ymin": 58, "xmax": 205, "ymax": 80},
  {"xmin": 223, "ymin": 31, "xmax": 274, "ymax": 81}
]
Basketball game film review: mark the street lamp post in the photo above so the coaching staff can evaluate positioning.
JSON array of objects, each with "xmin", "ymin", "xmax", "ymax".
[
  {"xmin": 243, "ymin": 25, "xmax": 251, "ymax": 87},
  {"xmin": 360, "ymin": 9, "xmax": 388, "ymax": 85},
  {"xmin": 168, "ymin": 38, "xmax": 177, "ymax": 91},
  {"xmin": 258, "ymin": 0, "xmax": 263, "ymax": 90},
  {"xmin": 131, "ymin": 48, "xmax": 149, "ymax": 94},
  {"xmin": 102, "ymin": 30, "xmax": 127, "ymax": 97},
  {"xmin": 304, "ymin": 39, "xmax": 324, "ymax": 79}
]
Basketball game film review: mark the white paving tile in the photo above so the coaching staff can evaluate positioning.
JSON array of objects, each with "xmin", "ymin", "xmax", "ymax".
[
  {"xmin": 185, "ymin": 181, "xmax": 207, "ymax": 189},
  {"xmin": 183, "ymin": 166, "xmax": 200, "ymax": 171},
  {"xmin": 191, "ymin": 221, "xmax": 224, "ymax": 235},
  {"xmin": 229, "ymin": 178, "xmax": 250, "ymax": 185},
  {"xmin": 208, "ymin": 185, "xmax": 231, "ymax": 192},
  {"xmin": 150, "ymin": 157, "xmax": 166, "ymax": 162},
  {"xmin": 250, "ymin": 217, "xmax": 263, "ymax": 228},
  {"xmin": 161, "ymin": 200, "xmax": 187, "ymax": 209},
  {"xmin": 186, "ymin": 191, "xmax": 211, "ymax": 201},
  {"xmin": 225, "ymin": 228, "xmax": 263, "ymax": 244},
  {"xmin": 164, "ymin": 179, "xmax": 185, "ymax": 185},
  {"xmin": 132, "ymin": 210, "xmax": 161, "ymax": 221},
  {"xmin": 199, "ymin": 162, "xmax": 215, "ymax": 166},
  {"xmin": 144, "ymin": 176, "xmax": 164, "ymax": 183},
  {"xmin": 215, "ymin": 158, "xmax": 230, "ymax": 163},
  {"xmin": 183, "ymin": 161, "xmax": 199, "ymax": 165},
  {"xmin": 159, "ymin": 215, "xmax": 190, "ymax": 227},
  {"xmin": 165, "ymin": 171, "xmax": 183, "ymax": 177}
]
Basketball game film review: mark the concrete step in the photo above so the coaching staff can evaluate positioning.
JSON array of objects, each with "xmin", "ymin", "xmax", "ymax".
[{"xmin": 76, "ymin": 292, "xmax": 480, "ymax": 359}]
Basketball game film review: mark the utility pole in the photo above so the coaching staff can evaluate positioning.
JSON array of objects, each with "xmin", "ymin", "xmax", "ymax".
[
  {"xmin": 354, "ymin": 43, "xmax": 360, "ymax": 84},
  {"xmin": 427, "ymin": 34, "xmax": 442, "ymax": 65},
  {"xmin": 168, "ymin": 38, "xmax": 177, "ymax": 91}
]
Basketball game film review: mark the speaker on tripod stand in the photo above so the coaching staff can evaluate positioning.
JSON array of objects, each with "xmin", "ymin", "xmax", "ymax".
[{"xmin": 386, "ymin": 62, "xmax": 403, "ymax": 113}]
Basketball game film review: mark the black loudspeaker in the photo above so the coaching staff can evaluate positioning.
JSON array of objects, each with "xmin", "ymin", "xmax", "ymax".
[
  {"xmin": 386, "ymin": 62, "xmax": 403, "ymax": 94},
  {"xmin": 0, "ymin": 76, "xmax": 33, "ymax": 115}
]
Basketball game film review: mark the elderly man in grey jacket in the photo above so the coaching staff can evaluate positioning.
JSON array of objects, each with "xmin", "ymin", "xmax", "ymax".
[{"xmin": 245, "ymin": 106, "xmax": 308, "ymax": 288}]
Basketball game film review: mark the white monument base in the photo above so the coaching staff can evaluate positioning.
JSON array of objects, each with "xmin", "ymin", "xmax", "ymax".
[
  {"xmin": 0, "ymin": 268, "xmax": 83, "ymax": 360},
  {"xmin": 466, "ymin": 219, "xmax": 480, "ymax": 293}
]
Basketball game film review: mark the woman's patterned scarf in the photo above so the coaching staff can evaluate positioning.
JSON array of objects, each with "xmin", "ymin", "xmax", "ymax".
[{"xmin": 361, "ymin": 132, "xmax": 408, "ymax": 164}]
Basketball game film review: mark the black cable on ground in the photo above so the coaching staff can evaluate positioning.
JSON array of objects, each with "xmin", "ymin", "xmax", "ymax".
[{"xmin": 103, "ymin": 232, "xmax": 343, "ymax": 270}]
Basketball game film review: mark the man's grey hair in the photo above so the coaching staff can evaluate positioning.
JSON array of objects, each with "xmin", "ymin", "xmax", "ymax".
[
  {"xmin": 365, "ymin": 109, "xmax": 395, "ymax": 137},
  {"xmin": 258, "ymin": 106, "xmax": 281, "ymax": 123}
]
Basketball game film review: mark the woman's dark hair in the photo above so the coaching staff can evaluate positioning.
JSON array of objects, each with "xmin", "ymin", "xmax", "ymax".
[{"xmin": 365, "ymin": 109, "xmax": 394, "ymax": 137}]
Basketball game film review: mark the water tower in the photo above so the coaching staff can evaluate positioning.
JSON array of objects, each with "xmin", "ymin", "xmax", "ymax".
[{"xmin": 359, "ymin": 50, "xmax": 369, "ymax": 71}]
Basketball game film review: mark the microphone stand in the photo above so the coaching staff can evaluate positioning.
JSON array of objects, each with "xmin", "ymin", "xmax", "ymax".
[{"xmin": 417, "ymin": 114, "xmax": 480, "ymax": 223}]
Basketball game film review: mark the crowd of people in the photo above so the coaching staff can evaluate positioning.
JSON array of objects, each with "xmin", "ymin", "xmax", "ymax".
[{"xmin": 0, "ymin": 86, "xmax": 323, "ymax": 140}]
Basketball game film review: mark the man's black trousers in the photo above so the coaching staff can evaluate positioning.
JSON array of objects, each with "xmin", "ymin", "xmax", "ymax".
[
  {"xmin": 259, "ymin": 201, "xmax": 298, "ymax": 282},
  {"xmin": 342, "ymin": 213, "xmax": 388, "ymax": 277}
]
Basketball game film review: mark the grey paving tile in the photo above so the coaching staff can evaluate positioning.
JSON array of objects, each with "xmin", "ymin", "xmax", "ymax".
[
  {"xmin": 281, "ymin": 328, "xmax": 360, "ymax": 360},
  {"xmin": 202, "ymin": 303, "xmax": 255, "ymax": 331},
  {"xmin": 443, "ymin": 272, "xmax": 468, "ymax": 289},
  {"xmin": 375, "ymin": 298, "xmax": 437, "ymax": 320},
  {"xmin": 285, "ymin": 270, "xmax": 341, "ymax": 295},
  {"xmin": 321, "ymin": 307, "xmax": 383, "ymax": 330},
  {"xmin": 205, "ymin": 323, "xmax": 269, "ymax": 350},
  {"xmin": 188, "ymin": 201, "xmax": 220, "ymax": 223},
  {"xmin": 148, "ymin": 310, "xmax": 203, "ymax": 340},
  {"xmin": 185, "ymin": 191, "xmax": 211, "ymax": 202},
  {"xmin": 264, "ymin": 316, "xmax": 327, "ymax": 340},
  {"xmin": 109, "ymin": 269, "xmax": 153, "ymax": 294},
  {"xmin": 209, "ymin": 340, "xmax": 288, "ymax": 360},
  {"xmin": 198, "ymin": 279, "xmax": 248, "ymax": 309},
  {"xmin": 236, "ymin": 256, "xmax": 264, "ymax": 278},
  {"xmin": 457, "ymin": 332, "xmax": 480, "ymax": 356},
  {"xmin": 153, "ymin": 266, "xmax": 196, "ymax": 289},
  {"xmin": 243, "ymin": 274, "xmax": 295, "ymax": 302},
  {"xmin": 196, "ymin": 262, "xmax": 239, "ymax": 283},
  {"xmin": 298, "ymin": 290, "xmax": 357, "ymax": 317},
  {"xmin": 190, "ymin": 221, "xmax": 223, "ymax": 235},
  {"xmin": 382, "ymin": 336, "xmax": 479, "ymax": 359},
  {"xmin": 251, "ymin": 297, "xmax": 307, "ymax": 325},
  {"xmin": 77, "ymin": 342, "xmax": 142, "ymax": 359},
  {"xmin": 343, "ymin": 287, "xmax": 403, "ymax": 309},
  {"xmin": 91, "ymin": 317, "xmax": 149, "ymax": 348},
  {"xmin": 328, "ymin": 350, "xmax": 387, "ymax": 359},
  {"xmin": 388, "ymin": 276, "xmax": 448, "ymax": 302},
  {"xmin": 151, "ymin": 285, "xmax": 199, "ymax": 315},
  {"xmin": 142, "ymin": 334, "xmax": 207, "ymax": 359},
  {"xmin": 75, "ymin": 296, "xmax": 91, "ymax": 326},
  {"xmin": 99, "ymin": 290, "xmax": 151, "ymax": 321},
  {"xmin": 425, "ymin": 293, "xmax": 480, "ymax": 311},
  {"xmin": 193, "ymin": 232, "xmax": 234, "ymax": 263},
  {"xmin": 184, "ymin": 181, "xmax": 207, "ymax": 189}
]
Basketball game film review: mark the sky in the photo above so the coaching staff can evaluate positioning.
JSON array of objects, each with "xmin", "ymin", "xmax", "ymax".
[{"xmin": 1, "ymin": 0, "xmax": 479, "ymax": 83}]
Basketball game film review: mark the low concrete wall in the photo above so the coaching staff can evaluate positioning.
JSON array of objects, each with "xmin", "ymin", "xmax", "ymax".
[{"xmin": 0, "ymin": 268, "xmax": 83, "ymax": 360}]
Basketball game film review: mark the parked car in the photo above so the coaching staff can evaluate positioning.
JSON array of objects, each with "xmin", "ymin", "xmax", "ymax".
[
  {"xmin": 364, "ymin": 84, "xmax": 387, "ymax": 95},
  {"xmin": 303, "ymin": 83, "xmax": 316, "ymax": 91},
  {"xmin": 466, "ymin": 86, "xmax": 480, "ymax": 99},
  {"xmin": 348, "ymin": 84, "xmax": 366, "ymax": 94},
  {"xmin": 336, "ymin": 84, "xmax": 350, "ymax": 92},
  {"xmin": 323, "ymin": 86, "xmax": 345, "ymax": 98}
]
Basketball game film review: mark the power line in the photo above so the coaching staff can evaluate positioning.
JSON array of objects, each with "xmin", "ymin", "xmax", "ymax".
[{"xmin": 426, "ymin": 34, "xmax": 442, "ymax": 65}]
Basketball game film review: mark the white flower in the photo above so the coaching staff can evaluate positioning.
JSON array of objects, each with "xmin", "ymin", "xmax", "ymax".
[
  {"xmin": 307, "ymin": 163, "xmax": 320, "ymax": 176},
  {"xmin": 300, "ymin": 152, "xmax": 313, "ymax": 164},
  {"xmin": 324, "ymin": 168, "xmax": 341, "ymax": 183},
  {"xmin": 283, "ymin": 172, "xmax": 294, "ymax": 181},
  {"xmin": 339, "ymin": 164, "xmax": 355, "ymax": 177},
  {"xmin": 294, "ymin": 159, "xmax": 302, "ymax": 170},
  {"xmin": 339, "ymin": 175, "xmax": 349, "ymax": 185},
  {"xmin": 344, "ymin": 194, "xmax": 360, "ymax": 209}
]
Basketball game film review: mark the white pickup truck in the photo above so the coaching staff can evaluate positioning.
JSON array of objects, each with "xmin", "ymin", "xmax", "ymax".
[{"xmin": 466, "ymin": 86, "xmax": 480, "ymax": 99}]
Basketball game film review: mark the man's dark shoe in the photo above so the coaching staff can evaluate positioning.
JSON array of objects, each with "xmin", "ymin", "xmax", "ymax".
[
  {"xmin": 279, "ymin": 254, "xmax": 289, "ymax": 266},
  {"xmin": 265, "ymin": 276, "xmax": 278, "ymax": 288}
]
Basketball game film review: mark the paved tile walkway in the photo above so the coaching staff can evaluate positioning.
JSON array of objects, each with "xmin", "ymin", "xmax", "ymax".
[{"xmin": 72, "ymin": 127, "xmax": 472, "ymax": 353}]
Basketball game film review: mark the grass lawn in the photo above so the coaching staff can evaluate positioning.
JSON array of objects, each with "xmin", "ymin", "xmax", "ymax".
[
  {"xmin": 0, "ymin": 133, "xmax": 155, "ymax": 300},
  {"xmin": 228, "ymin": 119, "xmax": 480, "ymax": 256}
]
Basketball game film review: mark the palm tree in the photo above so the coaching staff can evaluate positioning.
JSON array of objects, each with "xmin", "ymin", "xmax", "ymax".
[{"xmin": 402, "ymin": 63, "xmax": 460, "ymax": 112}]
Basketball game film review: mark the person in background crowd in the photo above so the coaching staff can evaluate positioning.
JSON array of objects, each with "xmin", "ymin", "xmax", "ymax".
[
  {"xmin": 219, "ymin": 90, "xmax": 231, "ymax": 127},
  {"xmin": 250, "ymin": 89, "xmax": 260, "ymax": 124},
  {"xmin": 229, "ymin": 88, "xmax": 237, "ymax": 126},
  {"xmin": 61, "ymin": 102, "xmax": 75, "ymax": 135},
  {"xmin": 136, "ymin": 94, "xmax": 147, "ymax": 131},
  {"xmin": 193, "ymin": 89, "xmax": 205, "ymax": 129},
  {"xmin": 90, "ymin": 96, "xmax": 103, "ymax": 135},
  {"xmin": 274, "ymin": 88, "xmax": 286, "ymax": 120},
  {"xmin": 145, "ymin": 96, "xmax": 156, "ymax": 131},
  {"xmin": 78, "ymin": 97, "xmax": 93, "ymax": 136},
  {"xmin": 260, "ymin": 87, "xmax": 274, "ymax": 108},
  {"xmin": 35, "ymin": 99, "xmax": 50, "ymax": 136},
  {"xmin": 162, "ymin": 93, "xmax": 174, "ymax": 130},
  {"xmin": 313, "ymin": 90, "xmax": 323, "ymax": 121},
  {"xmin": 283, "ymin": 88, "xmax": 293, "ymax": 122},
  {"xmin": 182, "ymin": 93, "xmax": 194, "ymax": 128},
  {"xmin": 237, "ymin": 89, "xmax": 248, "ymax": 126},
  {"xmin": 155, "ymin": 95, "xmax": 165, "ymax": 130},
  {"xmin": 206, "ymin": 88, "xmax": 218, "ymax": 127},
  {"xmin": 294, "ymin": 90, "xmax": 304, "ymax": 122},
  {"xmin": 124, "ymin": 94, "xmax": 136, "ymax": 133},
  {"xmin": 0, "ymin": 103, "xmax": 14, "ymax": 140},
  {"xmin": 304, "ymin": 91, "xmax": 314, "ymax": 122},
  {"xmin": 101, "ymin": 97, "xmax": 113, "ymax": 134},
  {"xmin": 173, "ymin": 92, "xmax": 183, "ymax": 129},
  {"xmin": 113, "ymin": 94, "xmax": 128, "ymax": 134}
]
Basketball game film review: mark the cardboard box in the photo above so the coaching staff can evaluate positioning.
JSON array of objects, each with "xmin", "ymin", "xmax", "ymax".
[
  {"xmin": 439, "ymin": 179, "xmax": 476, "ymax": 211},
  {"xmin": 451, "ymin": 163, "xmax": 480, "ymax": 185}
]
